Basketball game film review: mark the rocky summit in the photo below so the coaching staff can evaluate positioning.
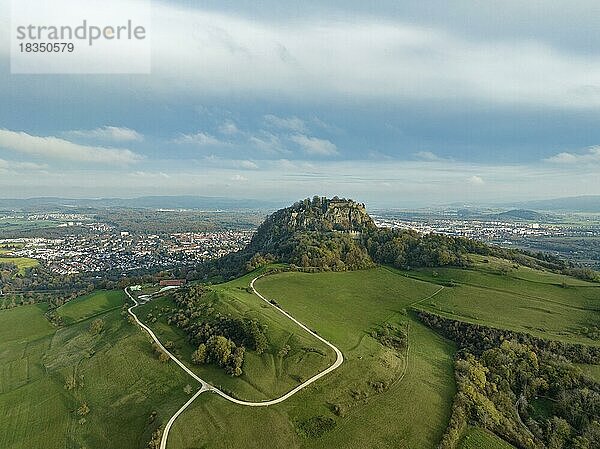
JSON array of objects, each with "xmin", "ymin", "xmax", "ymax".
[{"xmin": 251, "ymin": 196, "xmax": 375, "ymax": 247}]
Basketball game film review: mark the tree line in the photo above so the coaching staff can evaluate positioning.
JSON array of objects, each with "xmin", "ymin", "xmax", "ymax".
[
  {"xmin": 439, "ymin": 341, "xmax": 600, "ymax": 449},
  {"xmin": 418, "ymin": 311, "xmax": 600, "ymax": 449},
  {"xmin": 417, "ymin": 311, "xmax": 600, "ymax": 364}
]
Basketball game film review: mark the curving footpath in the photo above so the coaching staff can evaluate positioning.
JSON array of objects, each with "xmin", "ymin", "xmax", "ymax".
[{"xmin": 125, "ymin": 274, "xmax": 344, "ymax": 449}]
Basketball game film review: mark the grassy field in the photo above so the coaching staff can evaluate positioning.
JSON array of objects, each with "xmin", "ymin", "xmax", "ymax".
[
  {"xmin": 0, "ymin": 218, "xmax": 62, "ymax": 233},
  {"xmin": 403, "ymin": 256, "xmax": 600, "ymax": 345},
  {"xmin": 137, "ymin": 271, "xmax": 336, "ymax": 401},
  {"xmin": 0, "ymin": 291, "xmax": 191, "ymax": 449},
  {"xmin": 457, "ymin": 427, "xmax": 516, "ymax": 449},
  {"xmin": 0, "ymin": 256, "xmax": 39, "ymax": 275},
  {"xmin": 162, "ymin": 268, "xmax": 456, "ymax": 449},
  {"xmin": 579, "ymin": 363, "xmax": 600, "ymax": 382},
  {"xmin": 57, "ymin": 290, "xmax": 125, "ymax": 324},
  {"xmin": 4, "ymin": 257, "xmax": 596, "ymax": 449}
]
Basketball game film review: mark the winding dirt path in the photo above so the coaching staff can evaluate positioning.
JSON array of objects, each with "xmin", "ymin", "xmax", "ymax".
[{"xmin": 125, "ymin": 274, "xmax": 344, "ymax": 449}]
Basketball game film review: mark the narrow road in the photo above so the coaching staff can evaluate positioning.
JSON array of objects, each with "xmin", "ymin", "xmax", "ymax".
[{"xmin": 125, "ymin": 274, "xmax": 344, "ymax": 448}]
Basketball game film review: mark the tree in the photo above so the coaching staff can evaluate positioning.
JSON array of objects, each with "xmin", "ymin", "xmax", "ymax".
[
  {"xmin": 226, "ymin": 346, "xmax": 245, "ymax": 377},
  {"xmin": 89, "ymin": 318, "xmax": 104, "ymax": 335},
  {"xmin": 191, "ymin": 344, "xmax": 207, "ymax": 365},
  {"xmin": 207, "ymin": 335, "xmax": 234, "ymax": 367},
  {"xmin": 77, "ymin": 402, "xmax": 90, "ymax": 416},
  {"xmin": 64, "ymin": 372, "xmax": 80, "ymax": 391}
]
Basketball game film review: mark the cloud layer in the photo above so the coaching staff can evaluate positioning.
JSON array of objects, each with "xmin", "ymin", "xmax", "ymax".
[
  {"xmin": 0, "ymin": 129, "xmax": 142, "ymax": 164},
  {"xmin": 143, "ymin": 4, "xmax": 600, "ymax": 108},
  {"xmin": 1, "ymin": 1, "xmax": 600, "ymax": 203},
  {"xmin": 547, "ymin": 146, "xmax": 600, "ymax": 164},
  {"xmin": 65, "ymin": 126, "xmax": 143, "ymax": 142}
]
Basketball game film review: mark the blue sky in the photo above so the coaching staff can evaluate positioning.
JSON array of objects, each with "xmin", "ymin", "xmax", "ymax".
[{"xmin": 1, "ymin": 0, "xmax": 600, "ymax": 207}]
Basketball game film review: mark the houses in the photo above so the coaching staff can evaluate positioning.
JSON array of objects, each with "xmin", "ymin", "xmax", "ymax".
[
  {"xmin": 159, "ymin": 279, "xmax": 186, "ymax": 287},
  {"xmin": 3, "ymin": 230, "xmax": 252, "ymax": 276}
]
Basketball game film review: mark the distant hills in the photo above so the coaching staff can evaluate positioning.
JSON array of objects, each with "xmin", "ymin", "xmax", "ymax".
[
  {"xmin": 490, "ymin": 209, "xmax": 548, "ymax": 221},
  {"xmin": 3, "ymin": 194, "xmax": 598, "ymax": 213},
  {"xmin": 456, "ymin": 208, "xmax": 550, "ymax": 221},
  {"xmin": 505, "ymin": 195, "xmax": 600, "ymax": 213},
  {"xmin": 0, "ymin": 196, "xmax": 281, "ymax": 211}
]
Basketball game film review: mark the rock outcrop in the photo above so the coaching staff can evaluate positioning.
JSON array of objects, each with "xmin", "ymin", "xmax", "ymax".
[{"xmin": 249, "ymin": 196, "xmax": 376, "ymax": 250}]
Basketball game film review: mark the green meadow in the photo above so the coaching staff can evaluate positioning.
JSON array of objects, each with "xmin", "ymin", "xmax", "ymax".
[
  {"xmin": 156, "ymin": 268, "xmax": 456, "ymax": 449},
  {"xmin": 137, "ymin": 270, "xmax": 336, "ymax": 402},
  {"xmin": 0, "ymin": 291, "xmax": 190, "ymax": 449},
  {"xmin": 404, "ymin": 256, "xmax": 600, "ymax": 345},
  {"xmin": 579, "ymin": 363, "xmax": 600, "ymax": 382},
  {"xmin": 2, "ymin": 258, "xmax": 599, "ymax": 449},
  {"xmin": 159, "ymin": 263, "xmax": 600, "ymax": 448},
  {"xmin": 57, "ymin": 290, "xmax": 125, "ymax": 324},
  {"xmin": 0, "ymin": 256, "xmax": 39, "ymax": 275},
  {"xmin": 457, "ymin": 427, "xmax": 516, "ymax": 449}
]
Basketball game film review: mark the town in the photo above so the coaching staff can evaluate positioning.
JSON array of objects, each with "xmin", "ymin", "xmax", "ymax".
[{"xmin": 1, "ymin": 229, "xmax": 253, "ymax": 275}]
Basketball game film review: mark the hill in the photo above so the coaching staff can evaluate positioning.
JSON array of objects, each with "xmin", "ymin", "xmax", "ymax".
[
  {"xmin": 492, "ymin": 209, "xmax": 547, "ymax": 221},
  {"xmin": 250, "ymin": 196, "xmax": 376, "ymax": 248},
  {"xmin": 199, "ymin": 197, "xmax": 378, "ymax": 279},
  {"xmin": 0, "ymin": 195, "xmax": 279, "ymax": 211},
  {"xmin": 507, "ymin": 195, "xmax": 600, "ymax": 212},
  {"xmin": 194, "ymin": 196, "xmax": 582, "ymax": 282}
]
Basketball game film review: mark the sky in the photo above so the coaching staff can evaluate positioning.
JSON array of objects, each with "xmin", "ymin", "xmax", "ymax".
[{"xmin": 1, "ymin": 0, "xmax": 600, "ymax": 207}]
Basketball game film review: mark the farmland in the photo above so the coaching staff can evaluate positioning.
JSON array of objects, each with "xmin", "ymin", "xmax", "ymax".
[{"xmin": 57, "ymin": 290, "xmax": 125, "ymax": 324}]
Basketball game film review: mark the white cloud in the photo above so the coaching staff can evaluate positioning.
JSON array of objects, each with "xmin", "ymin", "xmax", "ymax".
[
  {"xmin": 230, "ymin": 174, "xmax": 248, "ymax": 182},
  {"xmin": 0, "ymin": 158, "xmax": 48, "ymax": 176},
  {"xmin": 367, "ymin": 150, "xmax": 393, "ymax": 161},
  {"xmin": 131, "ymin": 171, "xmax": 170, "ymax": 179},
  {"xmin": 467, "ymin": 175, "xmax": 485, "ymax": 185},
  {"xmin": 271, "ymin": 159, "xmax": 316, "ymax": 171},
  {"xmin": 415, "ymin": 151, "xmax": 445, "ymax": 162},
  {"xmin": 264, "ymin": 115, "xmax": 308, "ymax": 132},
  {"xmin": 2, "ymin": 2, "xmax": 599, "ymax": 108},
  {"xmin": 65, "ymin": 126, "xmax": 143, "ymax": 142},
  {"xmin": 0, "ymin": 159, "xmax": 47, "ymax": 171},
  {"xmin": 200, "ymin": 156, "xmax": 259, "ymax": 170},
  {"xmin": 218, "ymin": 120, "xmax": 240, "ymax": 135},
  {"xmin": 249, "ymin": 132, "xmax": 287, "ymax": 154},
  {"xmin": 175, "ymin": 132, "xmax": 223, "ymax": 146},
  {"xmin": 290, "ymin": 134, "xmax": 339, "ymax": 156},
  {"xmin": 546, "ymin": 146, "xmax": 600, "ymax": 164},
  {"xmin": 238, "ymin": 160, "xmax": 259, "ymax": 169},
  {"xmin": 0, "ymin": 129, "xmax": 142, "ymax": 164}
]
